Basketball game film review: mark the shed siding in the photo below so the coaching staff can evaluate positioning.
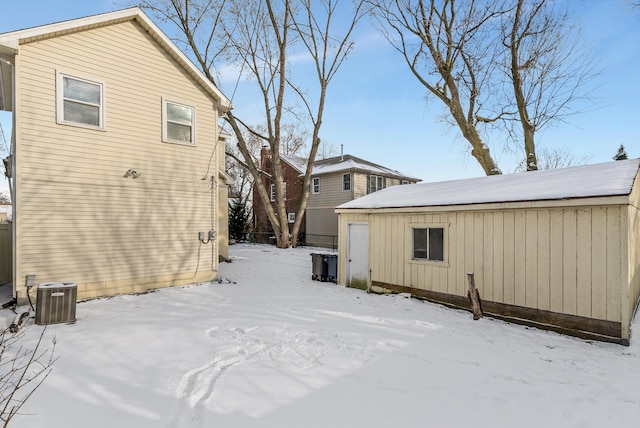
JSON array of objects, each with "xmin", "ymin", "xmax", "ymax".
[
  {"xmin": 339, "ymin": 205, "xmax": 627, "ymax": 325},
  {"xmin": 626, "ymin": 172, "xmax": 640, "ymax": 339},
  {"xmin": 14, "ymin": 21, "xmax": 220, "ymax": 301}
]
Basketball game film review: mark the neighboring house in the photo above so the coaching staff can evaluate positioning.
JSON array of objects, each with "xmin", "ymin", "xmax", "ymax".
[
  {"xmin": 0, "ymin": 201, "xmax": 10, "ymax": 222},
  {"xmin": 0, "ymin": 8, "xmax": 232, "ymax": 304},
  {"xmin": 306, "ymin": 154, "xmax": 420, "ymax": 247},
  {"xmin": 253, "ymin": 146, "xmax": 306, "ymax": 243},
  {"xmin": 336, "ymin": 159, "xmax": 640, "ymax": 345},
  {"xmin": 253, "ymin": 150, "xmax": 420, "ymax": 246}
]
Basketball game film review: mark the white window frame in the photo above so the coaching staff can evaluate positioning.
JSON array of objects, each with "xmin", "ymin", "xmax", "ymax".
[
  {"xmin": 56, "ymin": 71, "xmax": 105, "ymax": 130},
  {"xmin": 369, "ymin": 175, "xmax": 386, "ymax": 194},
  {"xmin": 312, "ymin": 177, "xmax": 320, "ymax": 194},
  {"xmin": 162, "ymin": 98, "xmax": 196, "ymax": 145},
  {"xmin": 342, "ymin": 173, "xmax": 351, "ymax": 192},
  {"xmin": 270, "ymin": 183, "xmax": 287, "ymax": 202},
  {"xmin": 287, "ymin": 213, "xmax": 295, "ymax": 223}
]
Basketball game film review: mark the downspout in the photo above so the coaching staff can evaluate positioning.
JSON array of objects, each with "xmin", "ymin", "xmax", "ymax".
[
  {"xmin": 0, "ymin": 57, "xmax": 14, "ymax": 205},
  {"xmin": 0, "ymin": 56, "xmax": 16, "ymax": 298},
  {"xmin": 211, "ymin": 172, "xmax": 218, "ymax": 271}
]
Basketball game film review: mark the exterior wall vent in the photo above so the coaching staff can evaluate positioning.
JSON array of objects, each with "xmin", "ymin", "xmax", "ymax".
[{"xmin": 35, "ymin": 282, "xmax": 77, "ymax": 325}]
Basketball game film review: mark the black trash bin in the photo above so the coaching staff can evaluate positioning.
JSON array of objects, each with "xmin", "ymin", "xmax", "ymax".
[
  {"xmin": 310, "ymin": 253, "xmax": 328, "ymax": 281},
  {"xmin": 325, "ymin": 254, "xmax": 337, "ymax": 283},
  {"xmin": 310, "ymin": 253, "xmax": 337, "ymax": 282}
]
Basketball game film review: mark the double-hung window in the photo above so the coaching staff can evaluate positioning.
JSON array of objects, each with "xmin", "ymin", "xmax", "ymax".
[
  {"xmin": 342, "ymin": 173, "xmax": 351, "ymax": 192},
  {"xmin": 312, "ymin": 177, "xmax": 320, "ymax": 194},
  {"xmin": 412, "ymin": 227, "xmax": 444, "ymax": 261},
  {"xmin": 368, "ymin": 175, "xmax": 385, "ymax": 194},
  {"xmin": 270, "ymin": 183, "xmax": 287, "ymax": 201},
  {"xmin": 163, "ymin": 98, "xmax": 195, "ymax": 144},
  {"xmin": 57, "ymin": 72, "xmax": 105, "ymax": 129}
]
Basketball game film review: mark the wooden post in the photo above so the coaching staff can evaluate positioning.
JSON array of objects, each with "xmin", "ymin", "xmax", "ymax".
[{"xmin": 467, "ymin": 272, "xmax": 483, "ymax": 320}]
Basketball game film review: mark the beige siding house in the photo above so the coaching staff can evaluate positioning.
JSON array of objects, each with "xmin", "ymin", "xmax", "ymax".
[
  {"xmin": 306, "ymin": 154, "xmax": 420, "ymax": 247},
  {"xmin": 336, "ymin": 159, "xmax": 640, "ymax": 344},
  {"xmin": 0, "ymin": 8, "xmax": 232, "ymax": 303}
]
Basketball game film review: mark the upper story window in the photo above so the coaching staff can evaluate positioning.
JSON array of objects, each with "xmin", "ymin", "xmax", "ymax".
[
  {"xmin": 342, "ymin": 173, "xmax": 351, "ymax": 191},
  {"xmin": 270, "ymin": 183, "xmax": 287, "ymax": 201},
  {"xmin": 413, "ymin": 227, "xmax": 444, "ymax": 262},
  {"xmin": 312, "ymin": 177, "xmax": 320, "ymax": 194},
  {"xmin": 163, "ymin": 98, "xmax": 195, "ymax": 145},
  {"xmin": 368, "ymin": 175, "xmax": 386, "ymax": 194},
  {"xmin": 57, "ymin": 72, "xmax": 105, "ymax": 129}
]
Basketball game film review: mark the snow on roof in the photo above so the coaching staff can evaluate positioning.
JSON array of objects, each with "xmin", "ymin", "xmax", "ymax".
[
  {"xmin": 337, "ymin": 158, "xmax": 640, "ymax": 210},
  {"xmin": 280, "ymin": 153, "xmax": 308, "ymax": 173},
  {"xmin": 311, "ymin": 155, "xmax": 421, "ymax": 181}
]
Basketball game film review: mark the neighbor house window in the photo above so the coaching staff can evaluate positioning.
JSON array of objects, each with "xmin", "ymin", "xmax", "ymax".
[
  {"xmin": 413, "ymin": 227, "xmax": 444, "ymax": 261},
  {"xmin": 343, "ymin": 173, "xmax": 351, "ymax": 191},
  {"xmin": 57, "ymin": 72, "xmax": 105, "ymax": 129},
  {"xmin": 287, "ymin": 213, "xmax": 295, "ymax": 223},
  {"xmin": 270, "ymin": 183, "xmax": 287, "ymax": 201},
  {"xmin": 163, "ymin": 98, "xmax": 195, "ymax": 144},
  {"xmin": 313, "ymin": 177, "xmax": 320, "ymax": 194},
  {"xmin": 368, "ymin": 175, "xmax": 386, "ymax": 194},
  {"xmin": 401, "ymin": 180, "xmax": 410, "ymax": 185}
]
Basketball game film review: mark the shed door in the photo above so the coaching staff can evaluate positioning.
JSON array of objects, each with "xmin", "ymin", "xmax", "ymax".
[{"xmin": 347, "ymin": 223, "xmax": 369, "ymax": 290}]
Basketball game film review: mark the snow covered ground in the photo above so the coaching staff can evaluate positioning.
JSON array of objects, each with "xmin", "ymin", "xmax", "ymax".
[{"xmin": 2, "ymin": 243, "xmax": 639, "ymax": 427}]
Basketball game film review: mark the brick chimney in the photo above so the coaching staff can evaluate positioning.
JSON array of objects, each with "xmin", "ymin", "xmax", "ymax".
[{"xmin": 260, "ymin": 145, "xmax": 271, "ymax": 171}]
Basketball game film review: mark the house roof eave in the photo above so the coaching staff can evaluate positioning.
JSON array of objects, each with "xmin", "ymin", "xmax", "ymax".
[{"xmin": 0, "ymin": 7, "xmax": 233, "ymax": 112}]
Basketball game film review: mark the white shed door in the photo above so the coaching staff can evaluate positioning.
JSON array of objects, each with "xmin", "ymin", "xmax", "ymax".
[{"xmin": 347, "ymin": 223, "xmax": 368, "ymax": 290}]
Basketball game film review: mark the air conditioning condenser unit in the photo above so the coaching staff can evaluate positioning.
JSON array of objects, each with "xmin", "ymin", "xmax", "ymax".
[{"xmin": 35, "ymin": 282, "xmax": 77, "ymax": 325}]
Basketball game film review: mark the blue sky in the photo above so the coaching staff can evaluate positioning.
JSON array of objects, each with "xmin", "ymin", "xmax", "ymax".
[{"xmin": 1, "ymin": 0, "xmax": 639, "ymax": 197}]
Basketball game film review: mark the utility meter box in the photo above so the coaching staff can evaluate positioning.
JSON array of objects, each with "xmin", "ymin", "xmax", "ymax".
[{"xmin": 35, "ymin": 282, "xmax": 77, "ymax": 325}]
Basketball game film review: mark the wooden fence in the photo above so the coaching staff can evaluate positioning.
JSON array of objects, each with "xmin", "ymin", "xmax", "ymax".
[{"xmin": 0, "ymin": 223, "xmax": 11, "ymax": 285}]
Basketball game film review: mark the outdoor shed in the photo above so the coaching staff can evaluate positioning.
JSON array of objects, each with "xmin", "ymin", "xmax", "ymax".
[{"xmin": 336, "ymin": 159, "xmax": 640, "ymax": 344}]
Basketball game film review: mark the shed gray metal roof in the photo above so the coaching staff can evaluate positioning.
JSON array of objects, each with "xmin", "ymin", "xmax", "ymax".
[{"xmin": 337, "ymin": 158, "xmax": 640, "ymax": 210}]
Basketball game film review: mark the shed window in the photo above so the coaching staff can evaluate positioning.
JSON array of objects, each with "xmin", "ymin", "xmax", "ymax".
[
  {"xmin": 313, "ymin": 177, "xmax": 320, "ymax": 194},
  {"xmin": 163, "ymin": 99, "xmax": 195, "ymax": 144},
  {"xmin": 343, "ymin": 173, "xmax": 351, "ymax": 191},
  {"xmin": 413, "ymin": 227, "xmax": 444, "ymax": 261},
  {"xmin": 57, "ymin": 72, "xmax": 104, "ymax": 129}
]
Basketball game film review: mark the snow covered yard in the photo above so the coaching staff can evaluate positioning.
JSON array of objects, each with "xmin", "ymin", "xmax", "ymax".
[{"xmin": 2, "ymin": 242, "xmax": 640, "ymax": 428}]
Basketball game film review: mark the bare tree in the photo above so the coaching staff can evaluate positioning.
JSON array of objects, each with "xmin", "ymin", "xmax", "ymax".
[
  {"xmin": 371, "ymin": 0, "xmax": 504, "ymax": 175},
  {"xmin": 371, "ymin": 0, "xmax": 597, "ymax": 175},
  {"xmin": 0, "ymin": 328, "xmax": 57, "ymax": 427},
  {"xmin": 502, "ymin": 0, "xmax": 596, "ymax": 171},
  {"xmin": 513, "ymin": 145, "xmax": 589, "ymax": 172},
  {"xmin": 138, "ymin": 0, "xmax": 367, "ymax": 247}
]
